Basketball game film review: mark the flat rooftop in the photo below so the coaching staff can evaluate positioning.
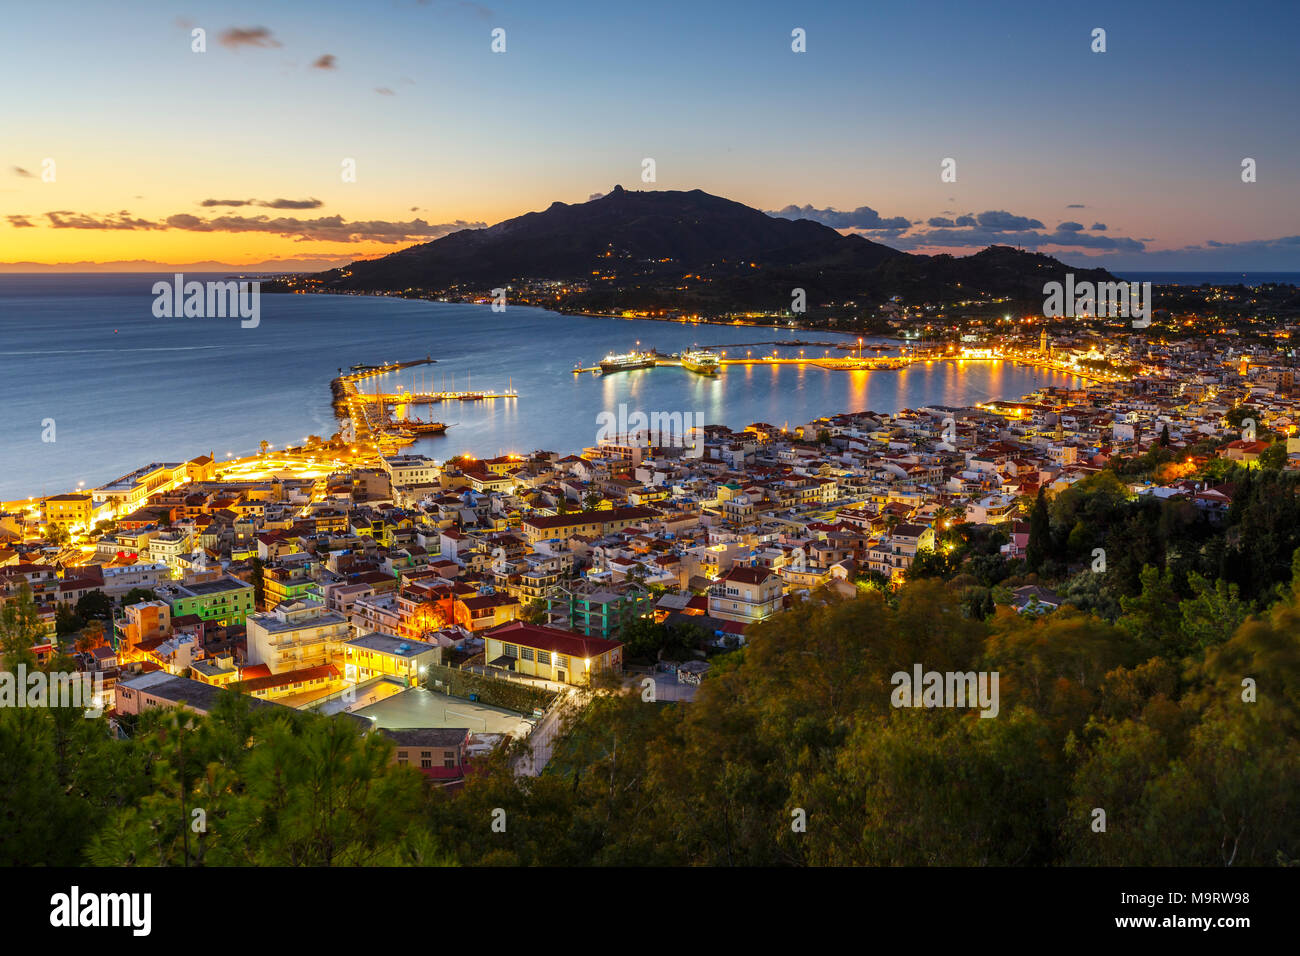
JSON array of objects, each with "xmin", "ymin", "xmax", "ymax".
[
  {"xmin": 354, "ymin": 686, "xmax": 532, "ymax": 738},
  {"xmin": 347, "ymin": 632, "xmax": 438, "ymax": 657},
  {"xmin": 174, "ymin": 576, "xmax": 251, "ymax": 597}
]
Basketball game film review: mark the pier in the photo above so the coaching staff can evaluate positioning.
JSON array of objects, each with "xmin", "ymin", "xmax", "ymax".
[
  {"xmin": 570, "ymin": 350, "xmax": 1108, "ymax": 381},
  {"xmin": 330, "ymin": 356, "xmax": 518, "ymax": 447}
]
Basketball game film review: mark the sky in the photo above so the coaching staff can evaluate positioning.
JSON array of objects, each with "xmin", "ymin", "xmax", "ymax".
[{"xmin": 1, "ymin": 0, "xmax": 1297, "ymax": 272}]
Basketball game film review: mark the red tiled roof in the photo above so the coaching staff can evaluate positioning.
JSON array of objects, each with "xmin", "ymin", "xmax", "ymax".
[{"xmin": 486, "ymin": 621, "xmax": 622, "ymax": 657}]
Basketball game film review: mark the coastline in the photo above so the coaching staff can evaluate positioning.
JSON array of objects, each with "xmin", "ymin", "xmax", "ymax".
[{"xmin": 3, "ymin": 353, "xmax": 1096, "ymax": 509}]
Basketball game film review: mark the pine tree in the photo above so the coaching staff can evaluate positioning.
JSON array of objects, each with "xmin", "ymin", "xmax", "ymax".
[{"xmin": 1025, "ymin": 487, "xmax": 1051, "ymax": 572}]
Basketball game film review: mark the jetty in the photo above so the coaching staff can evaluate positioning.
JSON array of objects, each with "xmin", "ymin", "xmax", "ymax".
[{"xmin": 330, "ymin": 356, "xmax": 517, "ymax": 445}]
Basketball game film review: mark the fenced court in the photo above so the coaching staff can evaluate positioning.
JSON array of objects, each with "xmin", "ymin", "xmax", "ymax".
[{"xmin": 354, "ymin": 685, "xmax": 532, "ymax": 738}]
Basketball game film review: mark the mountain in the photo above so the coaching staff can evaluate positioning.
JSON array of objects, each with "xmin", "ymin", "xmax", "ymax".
[{"xmin": 307, "ymin": 186, "xmax": 1116, "ymax": 312}]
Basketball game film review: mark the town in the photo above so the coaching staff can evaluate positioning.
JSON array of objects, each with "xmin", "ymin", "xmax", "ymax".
[{"xmin": 2, "ymin": 322, "xmax": 1296, "ymax": 786}]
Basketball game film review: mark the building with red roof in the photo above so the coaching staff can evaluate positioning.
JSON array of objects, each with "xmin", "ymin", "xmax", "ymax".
[{"xmin": 482, "ymin": 620, "xmax": 623, "ymax": 686}]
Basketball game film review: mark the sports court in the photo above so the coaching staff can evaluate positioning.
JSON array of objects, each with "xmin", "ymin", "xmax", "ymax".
[{"xmin": 353, "ymin": 686, "xmax": 533, "ymax": 738}]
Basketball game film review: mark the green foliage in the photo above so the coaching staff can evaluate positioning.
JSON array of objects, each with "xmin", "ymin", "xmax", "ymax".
[
  {"xmin": 74, "ymin": 590, "xmax": 112, "ymax": 622},
  {"xmin": 423, "ymin": 664, "xmax": 556, "ymax": 714},
  {"xmin": 86, "ymin": 704, "xmax": 451, "ymax": 866},
  {"xmin": 1260, "ymin": 441, "xmax": 1288, "ymax": 470},
  {"xmin": 619, "ymin": 616, "xmax": 699, "ymax": 664},
  {"xmin": 421, "ymin": 570, "xmax": 1300, "ymax": 867},
  {"xmin": 121, "ymin": 587, "xmax": 158, "ymax": 606}
]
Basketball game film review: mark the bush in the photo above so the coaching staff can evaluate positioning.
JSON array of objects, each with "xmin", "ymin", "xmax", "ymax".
[{"xmin": 423, "ymin": 664, "xmax": 557, "ymax": 714}]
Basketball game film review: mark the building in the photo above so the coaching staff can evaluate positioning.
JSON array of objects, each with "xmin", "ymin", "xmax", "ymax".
[
  {"xmin": 94, "ymin": 462, "xmax": 184, "ymax": 514},
  {"xmin": 382, "ymin": 455, "xmax": 439, "ymax": 488},
  {"xmin": 707, "ymin": 565, "xmax": 783, "ymax": 624},
  {"xmin": 866, "ymin": 523, "xmax": 938, "ymax": 579},
  {"xmin": 343, "ymin": 632, "xmax": 441, "ymax": 686},
  {"xmin": 263, "ymin": 566, "xmax": 318, "ymax": 610},
  {"xmin": 245, "ymin": 599, "xmax": 350, "ymax": 674},
  {"xmin": 545, "ymin": 581, "xmax": 652, "ymax": 640},
  {"xmin": 119, "ymin": 600, "xmax": 171, "ymax": 654},
  {"xmin": 161, "ymin": 575, "xmax": 255, "ymax": 626},
  {"xmin": 115, "ymin": 671, "xmax": 277, "ymax": 717},
  {"xmin": 453, "ymin": 590, "xmax": 521, "ymax": 633},
  {"xmin": 520, "ymin": 506, "xmax": 660, "ymax": 544},
  {"xmin": 379, "ymin": 727, "xmax": 469, "ymax": 781},
  {"xmin": 190, "ymin": 654, "xmax": 240, "ymax": 688},
  {"xmin": 483, "ymin": 620, "xmax": 623, "ymax": 686},
  {"xmin": 42, "ymin": 493, "xmax": 93, "ymax": 532}
]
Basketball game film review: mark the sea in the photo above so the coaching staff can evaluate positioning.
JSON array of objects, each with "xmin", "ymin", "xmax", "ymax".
[{"xmin": 0, "ymin": 273, "xmax": 1100, "ymax": 502}]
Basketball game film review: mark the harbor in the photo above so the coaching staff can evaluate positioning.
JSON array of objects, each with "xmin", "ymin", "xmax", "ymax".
[
  {"xmin": 331, "ymin": 356, "xmax": 519, "ymax": 449},
  {"xmin": 571, "ymin": 341, "xmax": 1112, "ymax": 383}
]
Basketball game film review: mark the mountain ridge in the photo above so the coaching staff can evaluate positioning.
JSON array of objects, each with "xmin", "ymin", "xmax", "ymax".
[{"xmin": 305, "ymin": 187, "xmax": 1117, "ymax": 313}]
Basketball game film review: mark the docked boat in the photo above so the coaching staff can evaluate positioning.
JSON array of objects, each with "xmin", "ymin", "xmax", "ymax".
[
  {"xmin": 680, "ymin": 348, "xmax": 720, "ymax": 375},
  {"xmin": 403, "ymin": 418, "xmax": 448, "ymax": 435},
  {"xmin": 599, "ymin": 349, "xmax": 657, "ymax": 374}
]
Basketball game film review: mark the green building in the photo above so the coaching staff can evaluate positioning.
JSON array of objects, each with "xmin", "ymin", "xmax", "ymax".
[
  {"xmin": 166, "ymin": 575, "xmax": 256, "ymax": 625},
  {"xmin": 545, "ymin": 582, "xmax": 652, "ymax": 640}
]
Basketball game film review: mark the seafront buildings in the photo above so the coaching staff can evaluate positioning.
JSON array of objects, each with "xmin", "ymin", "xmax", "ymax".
[{"xmin": 1, "ymin": 327, "xmax": 1298, "ymax": 778}]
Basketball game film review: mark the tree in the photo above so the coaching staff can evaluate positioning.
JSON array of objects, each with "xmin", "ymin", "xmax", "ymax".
[
  {"xmin": 250, "ymin": 558, "xmax": 266, "ymax": 609},
  {"xmin": 86, "ymin": 704, "xmax": 453, "ymax": 867},
  {"xmin": 55, "ymin": 603, "xmax": 86, "ymax": 636},
  {"xmin": 74, "ymin": 590, "xmax": 112, "ymax": 622},
  {"xmin": 1025, "ymin": 487, "xmax": 1051, "ymax": 572},
  {"xmin": 521, "ymin": 599, "xmax": 547, "ymax": 625},
  {"xmin": 121, "ymin": 587, "xmax": 158, "ymax": 606},
  {"xmin": 1159, "ymin": 423, "xmax": 1170, "ymax": 448},
  {"xmin": 1178, "ymin": 571, "xmax": 1251, "ymax": 651},
  {"xmin": 1259, "ymin": 442, "xmax": 1288, "ymax": 471},
  {"xmin": 581, "ymin": 490, "xmax": 603, "ymax": 512},
  {"xmin": 1118, "ymin": 565, "xmax": 1183, "ymax": 657},
  {"xmin": 1, "ymin": 587, "xmax": 42, "ymax": 669},
  {"xmin": 75, "ymin": 620, "xmax": 107, "ymax": 656}
]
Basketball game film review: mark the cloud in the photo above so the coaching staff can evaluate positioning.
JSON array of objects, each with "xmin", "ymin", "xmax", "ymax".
[
  {"xmin": 1058, "ymin": 221, "xmax": 1085, "ymax": 232},
  {"xmin": 375, "ymin": 87, "xmax": 395, "ymax": 96},
  {"xmin": 973, "ymin": 210, "xmax": 1044, "ymax": 231},
  {"xmin": 219, "ymin": 27, "xmax": 281, "ymax": 49},
  {"xmin": 199, "ymin": 198, "xmax": 323, "ymax": 210},
  {"xmin": 260, "ymin": 197, "xmax": 323, "ymax": 210},
  {"xmin": 890, "ymin": 226, "xmax": 1144, "ymax": 253},
  {"xmin": 1066, "ymin": 203, "xmax": 1085, "ymax": 209},
  {"xmin": 588, "ymin": 192, "xmax": 606, "ymax": 201},
  {"xmin": 162, "ymin": 213, "xmax": 484, "ymax": 243},
  {"xmin": 12, "ymin": 166, "xmax": 33, "ymax": 178},
  {"xmin": 767, "ymin": 204, "xmax": 910, "ymax": 230},
  {"xmin": 7, "ymin": 215, "xmax": 34, "ymax": 227},
  {"xmin": 311, "ymin": 54, "xmax": 337, "ymax": 69},
  {"xmin": 1087, "ymin": 234, "xmax": 1300, "ymax": 271},
  {"xmin": 45, "ymin": 210, "xmax": 163, "ymax": 230},
  {"xmin": 1091, "ymin": 222, "xmax": 1107, "ymax": 231},
  {"xmin": 13, "ymin": 208, "xmax": 483, "ymax": 243},
  {"xmin": 927, "ymin": 216, "xmax": 956, "ymax": 227}
]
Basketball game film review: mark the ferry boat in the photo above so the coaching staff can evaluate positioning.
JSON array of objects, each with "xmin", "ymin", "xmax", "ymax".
[
  {"xmin": 680, "ymin": 348, "xmax": 720, "ymax": 376},
  {"xmin": 599, "ymin": 349, "xmax": 657, "ymax": 374}
]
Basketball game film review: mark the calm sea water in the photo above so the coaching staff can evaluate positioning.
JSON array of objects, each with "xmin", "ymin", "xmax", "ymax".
[{"xmin": 0, "ymin": 274, "xmax": 1087, "ymax": 501}]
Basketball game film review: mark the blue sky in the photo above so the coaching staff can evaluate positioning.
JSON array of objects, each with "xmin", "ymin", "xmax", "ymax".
[{"xmin": 1, "ymin": 0, "xmax": 1297, "ymax": 270}]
